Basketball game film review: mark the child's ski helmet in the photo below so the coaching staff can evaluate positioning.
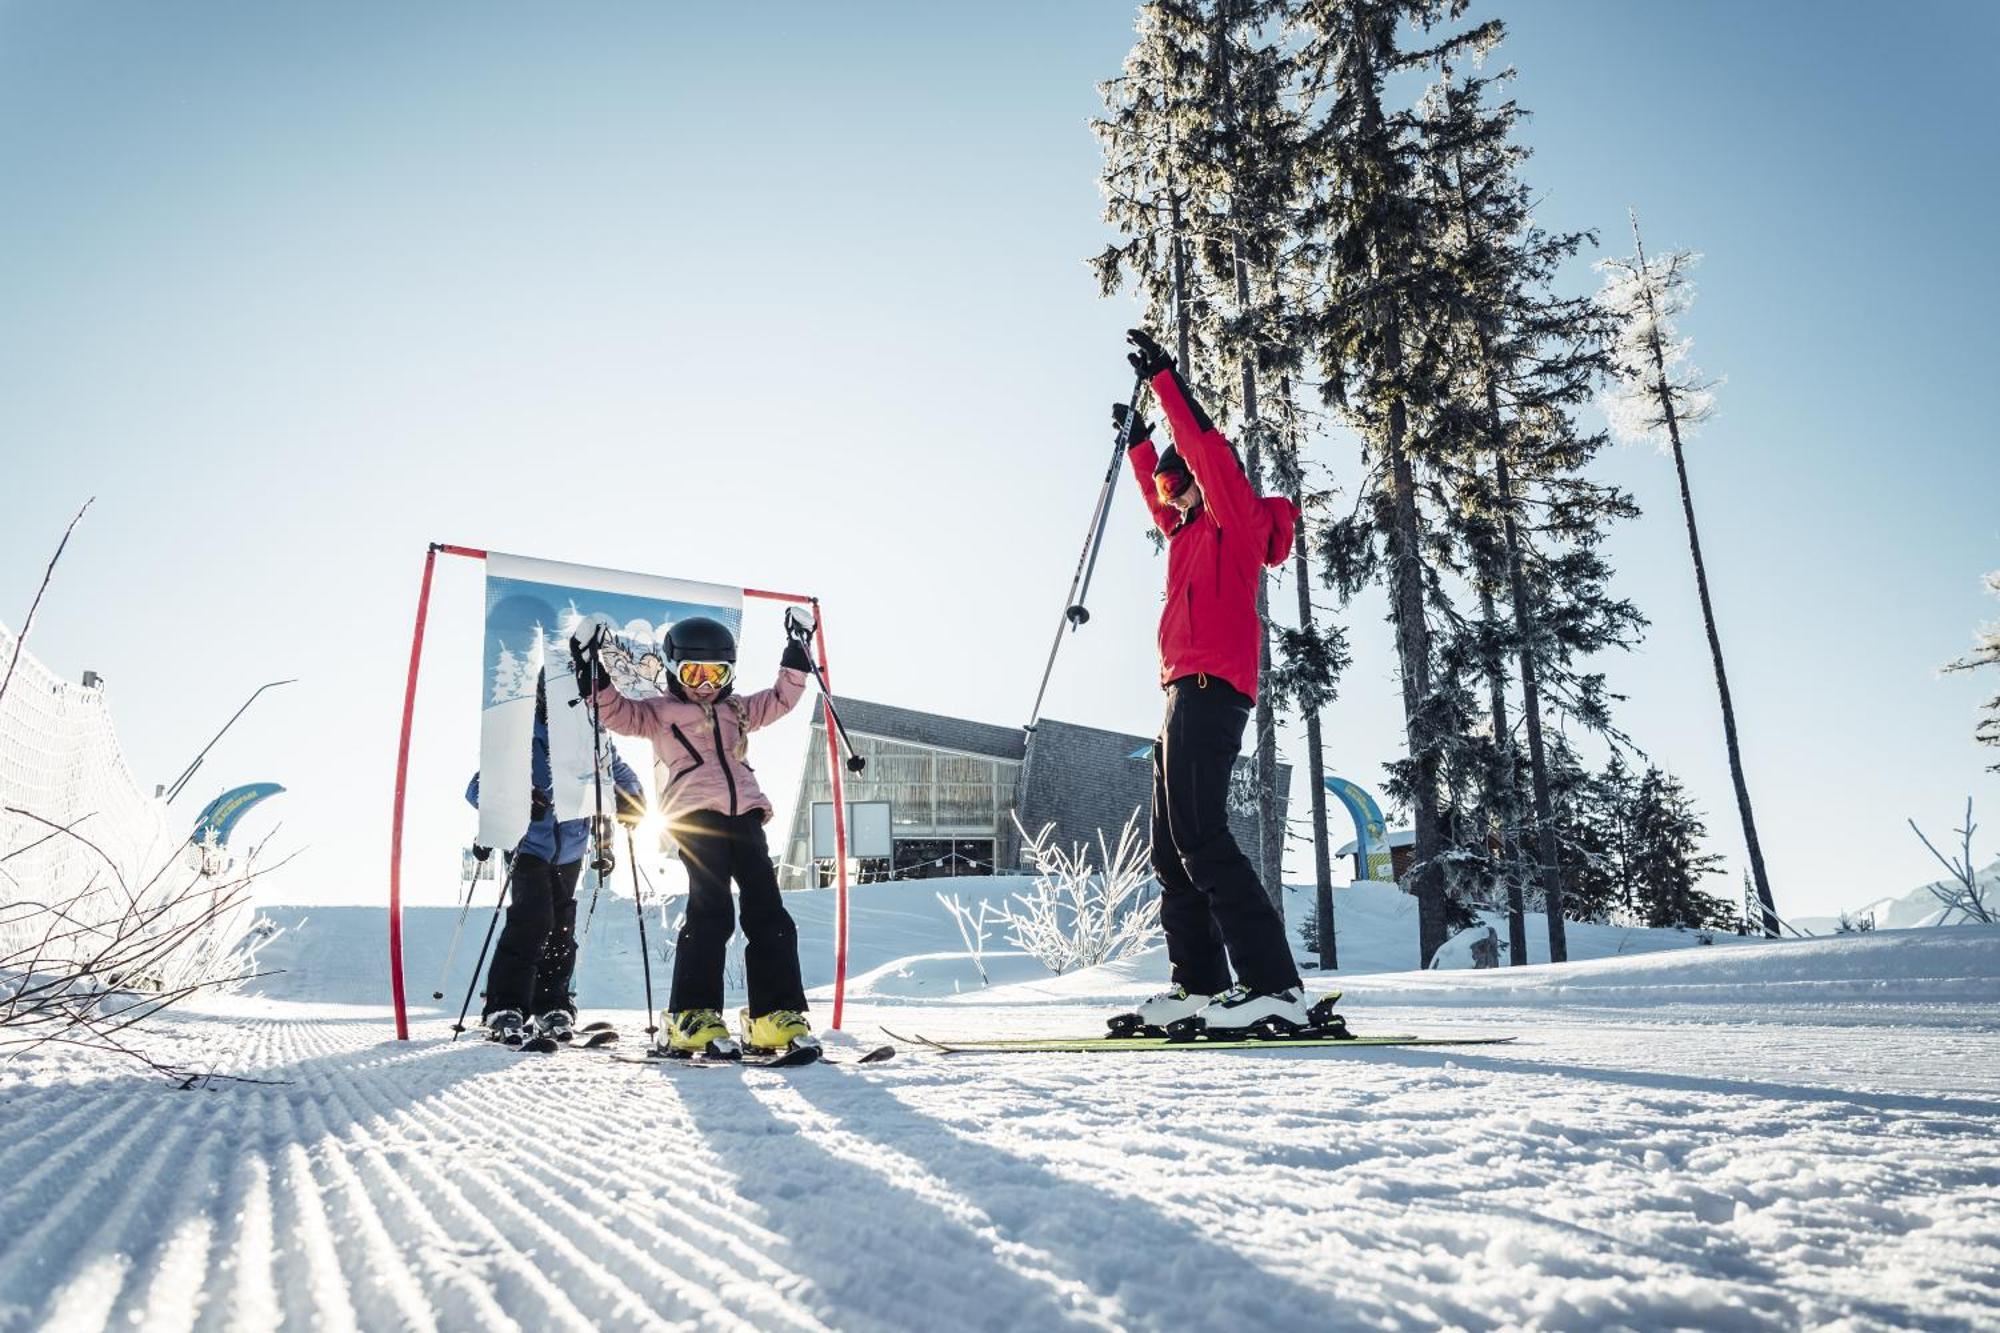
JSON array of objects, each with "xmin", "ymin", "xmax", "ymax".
[{"xmin": 664, "ymin": 617, "xmax": 738, "ymax": 701}]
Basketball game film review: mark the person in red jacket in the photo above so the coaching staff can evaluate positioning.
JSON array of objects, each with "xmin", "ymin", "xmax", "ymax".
[{"xmin": 1117, "ymin": 327, "xmax": 1309, "ymax": 1037}]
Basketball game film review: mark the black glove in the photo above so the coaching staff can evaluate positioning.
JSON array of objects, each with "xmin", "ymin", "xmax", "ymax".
[
  {"xmin": 781, "ymin": 638, "xmax": 813, "ymax": 671},
  {"xmin": 529, "ymin": 789, "xmax": 553, "ymax": 822},
  {"xmin": 569, "ymin": 634, "xmax": 613, "ymax": 695},
  {"xmin": 1112, "ymin": 401, "xmax": 1152, "ymax": 449},
  {"xmin": 615, "ymin": 788, "xmax": 645, "ymax": 828},
  {"xmin": 471, "ymin": 843, "xmax": 492, "ymax": 863},
  {"xmin": 1126, "ymin": 327, "xmax": 1173, "ymax": 380}
]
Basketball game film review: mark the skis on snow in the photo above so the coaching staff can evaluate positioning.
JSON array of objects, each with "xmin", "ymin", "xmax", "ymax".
[
  {"xmin": 883, "ymin": 993, "xmax": 1514, "ymax": 1053},
  {"xmin": 610, "ymin": 1037, "xmax": 898, "ymax": 1069},
  {"xmin": 885, "ymin": 1031, "xmax": 1517, "ymax": 1055}
]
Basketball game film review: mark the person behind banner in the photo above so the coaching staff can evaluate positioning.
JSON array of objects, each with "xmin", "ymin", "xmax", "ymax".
[
  {"xmin": 466, "ymin": 674, "xmax": 643, "ymax": 1046},
  {"xmin": 1113, "ymin": 326, "xmax": 1310, "ymax": 1038},
  {"xmin": 575, "ymin": 607, "xmax": 816, "ymax": 1058}
]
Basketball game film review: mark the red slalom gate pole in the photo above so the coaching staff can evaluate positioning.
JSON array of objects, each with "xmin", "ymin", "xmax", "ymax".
[
  {"xmin": 388, "ymin": 542, "xmax": 486, "ymax": 1040},
  {"xmin": 388, "ymin": 546, "xmax": 439, "ymax": 1040}
]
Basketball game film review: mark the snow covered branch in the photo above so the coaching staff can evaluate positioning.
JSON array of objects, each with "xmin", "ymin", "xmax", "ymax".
[
  {"xmin": 995, "ymin": 812, "xmax": 1160, "ymax": 976},
  {"xmin": 0, "ymin": 812, "xmax": 282, "ymax": 1081},
  {"xmin": 934, "ymin": 891, "xmax": 1000, "ymax": 986},
  {"xmin": 1908, "ymin": 799, "xmax": 1996, "ymax": 925}
]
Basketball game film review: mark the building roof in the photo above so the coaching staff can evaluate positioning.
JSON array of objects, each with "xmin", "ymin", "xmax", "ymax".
[
  {"xmin": 828, "ymin": 696, "xmax": 1026, "ymax": 761},
  {"xmin": 806, "ymin": 696, "xmax": 1293, "ymax": 873},
  {"xmin": 1334, "ymin": 828, "xmax": 1416, "ymax": 857}
]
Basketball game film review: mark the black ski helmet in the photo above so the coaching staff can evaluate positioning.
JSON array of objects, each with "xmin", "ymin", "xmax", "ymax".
[{"xmin": 663, "ymin": 616, "xmax": 738, "ymax": 701}]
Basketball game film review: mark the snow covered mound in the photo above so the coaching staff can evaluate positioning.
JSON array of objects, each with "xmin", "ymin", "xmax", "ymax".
[
  {"xmin": 246, "ymin": 876, "xmax": 1763, "ymax": 1013},
  {"xmin": 1341, "ymin": 925, "xmax": 2000, "ymax": 1013}
]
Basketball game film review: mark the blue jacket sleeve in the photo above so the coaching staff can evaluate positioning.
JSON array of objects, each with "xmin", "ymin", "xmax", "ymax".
[
  {"xmin": 466, "ymin": 772, "xmax": 481, "ymax": 808},
  {"xmin": 610, "ymin": 745, "xmax": 642, "ymax": 799}
]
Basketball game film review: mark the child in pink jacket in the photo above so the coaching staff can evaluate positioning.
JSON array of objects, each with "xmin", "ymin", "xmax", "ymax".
[{"xmin": 573, "ymin": 608, "xmax": 816, "ymax": 1056}]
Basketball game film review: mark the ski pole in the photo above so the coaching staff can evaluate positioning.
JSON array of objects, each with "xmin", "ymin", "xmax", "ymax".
[
  {"xmin": 800, "ymin": 653, "xmax": 867, "ymax": 773},
  {"xmin": 626, "ymin": 825, "xmax": 659, "ymax": 1047},
  {"xmin": 451, "ymin": 856, "xmax": 516, "ymax": 1038},
  {"xmin": 1027, "ymin": 375, "xmax": 1148, "ymax": 731},
  {"xmin": 430, "ymin": 853, "xmax": 488, "ymax": 1000},
  {"xmin": 576, "ymin": 862, "xmax": 605, "ymax": 949}
]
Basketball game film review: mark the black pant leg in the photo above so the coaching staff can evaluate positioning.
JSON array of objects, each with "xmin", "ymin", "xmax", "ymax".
[
  {"xmin": 1163, "ymin": 680, "xmax": 1301, "ymax": 994},
  {"xmin": 484, "ymin": 854, "xmax": 556, "ymax": 1018},
  {"xmin": 530, "ymin": 860, "xmax": 583, "ymax": 1017},
  {"xmin": 1152, "ymin": 733, "xmax": 1231, "ymax": 995},
  {"xmin": 732, "ymin": 817, "xmax": 807, "ymax": 1015},
  {"xmin": 668, "ymin": 817, "xmax": 736, "ymax": 1012}
]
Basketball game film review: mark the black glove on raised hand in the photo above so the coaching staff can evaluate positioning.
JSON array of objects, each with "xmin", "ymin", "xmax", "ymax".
[
  {"xmin": 1126, "ymin": 327, "xmax": 1173, "ymax": 380},
  {"xmin": 471, "ymin": 843, "xmax": 492, "ymax": 863},
  {"xmin": 569, "ymin": 634, "xmax": 613, "ymax": 696},
  {"xmin": 615, "ymin": 788, "xmax": 645, "ymax": 828},
  {"xmin": 1112, "ymin": 401, "xmax": 1153, "ymax": 449},
  {"xmin": 781, "ymin": 638, "xmax": 813, "ymax": 671}
]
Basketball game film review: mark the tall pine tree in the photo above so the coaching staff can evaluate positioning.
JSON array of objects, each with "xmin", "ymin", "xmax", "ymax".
[
  {"xmin": 1416, "ymin": 59, "xmax": 1643, "ymax": 962},
  {"xmin": 1295, "ymin": 0, "xmax": 1500, "ymax": 965},
  {"xmin": 1597, "ymin": 212, "xmax": 1778, "ymax": 937}
]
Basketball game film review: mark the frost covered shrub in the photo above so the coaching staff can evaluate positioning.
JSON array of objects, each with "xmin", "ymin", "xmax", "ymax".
[
  {"xmin": 996, "ymin": 812, "xmax": 1160, "ymax": 976},
  {"xmin": 935, "ymin": 891, "xmax": 1000, "ymax": 986}
]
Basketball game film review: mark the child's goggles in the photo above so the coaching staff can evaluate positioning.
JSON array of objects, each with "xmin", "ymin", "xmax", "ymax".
[
  {"xmin": 1155, "ymin": 468, "xmax": 1193, "ymax": 504},
  {"xmin": 676, "ymin": 660, "xmax": 733, "ymax": 691}
]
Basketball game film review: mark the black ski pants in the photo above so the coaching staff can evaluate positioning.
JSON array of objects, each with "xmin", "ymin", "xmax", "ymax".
[
  {"xmin": 482, "ymin": 853, "xmax": 583, "ymax": 1020},
  {"xmin": 669, "ymin": 810, "xmax": 807, "ymax": 1016},
  {"xmin": 1152, "ymin": 675, "xmax": 1301, "ymax": 996}
]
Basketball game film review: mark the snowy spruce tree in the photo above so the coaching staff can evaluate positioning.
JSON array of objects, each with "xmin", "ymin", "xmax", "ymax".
[
  {"xmin": 1416, "ymin": 60, "xmax": 1643, "ymax": 962},
  {"xmin": 1597, "ymin": 212, "xmax": 1779, "ymax": 936},
  {"xmin": 1095, "ymin": 0, "xmax": 1344, "ymax": 919},
  {"xmin": 1294, "ymin": 0, "xmax": 1502, "ymax": 966},
  {"xmin": 1268, "ymin": 376, "xmax": 1353, "ymax": 967},
  {"xmin": 1626, "ymin": 767, "xmax": 1731, "ymax": 930}
]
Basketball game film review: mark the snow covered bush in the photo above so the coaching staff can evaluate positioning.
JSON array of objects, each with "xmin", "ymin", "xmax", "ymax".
[
  {"xmin": 935, "ymin": 890, "xmax": 1000, "ymax": 986},
  {"xmin": 995, "ymin": 811, "xmax": 1160, "ymax": 976}
]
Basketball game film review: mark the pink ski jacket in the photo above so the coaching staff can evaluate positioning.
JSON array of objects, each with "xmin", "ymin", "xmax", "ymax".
[{"xmin": 591, "ymin": 666, "xmax": 808, "ymax": 827}]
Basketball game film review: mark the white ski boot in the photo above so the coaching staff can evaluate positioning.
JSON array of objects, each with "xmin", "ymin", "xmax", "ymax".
[
  {"xmin": 1191, "ymin": 986, "xmax": 1312, "ymax": 1039},
  {"xmin": 1107, "ymin": 985, "xmax": 1212, "ymax": 1037},
  {"xmin": 484, "ymin": 1008, "xmax": 528, "ymax": 1045},
  {"xmin": 533, "ymin": 1009, "xmax": 576, "ymax": 1043}
]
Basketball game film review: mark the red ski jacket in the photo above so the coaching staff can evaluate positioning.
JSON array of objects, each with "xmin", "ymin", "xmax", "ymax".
[{"xmin": 1126, "ymin": 368, "xmax": 1299, "ymax": 701}]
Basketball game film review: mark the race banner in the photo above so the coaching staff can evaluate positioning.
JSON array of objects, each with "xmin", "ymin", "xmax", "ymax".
[
  {"xmin": 477, "ymin": 551, "xmax": 743, "ymax": 853},
  {"xmin": 190, "ymin": 782, "xmax": 285, "ymax": 848},
  {"xmin": 1325, "ymin": 775, "xmax": 1393, "ymax": 883}
]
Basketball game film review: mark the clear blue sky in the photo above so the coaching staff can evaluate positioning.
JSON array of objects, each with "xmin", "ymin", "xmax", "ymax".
[{"xmin": 3, "ymin": 2, "xmax": 1995, "ymax": 920}]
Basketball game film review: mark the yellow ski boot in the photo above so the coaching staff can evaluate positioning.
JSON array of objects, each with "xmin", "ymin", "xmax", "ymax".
[
  {"xmin": 664, "ymin": 1008, "xmax": 734, "ymax": 1057},
  {"xmin": 740, "ymin": 1008, "xmax": 812, "ymax": 1053}
]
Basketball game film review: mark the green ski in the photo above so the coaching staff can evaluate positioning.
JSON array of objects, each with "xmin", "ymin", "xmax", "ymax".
[{"xmin": 886, "ymin": 1030, "xmax": 1516, "ymax": 1054}]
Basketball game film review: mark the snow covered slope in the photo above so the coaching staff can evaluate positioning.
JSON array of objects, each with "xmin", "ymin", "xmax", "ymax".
[{"xmin": 2, "ymin": 925, "xmax": 1996, "ymax": 1331}]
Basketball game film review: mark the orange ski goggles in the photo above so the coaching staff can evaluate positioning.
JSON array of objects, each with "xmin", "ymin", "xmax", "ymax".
[
  {"xmin": 1155, "ymin": 468, "xmax": 1193, "ymax": 504},
  {"xmin": 676, "ymin": 660, "xmax": 733, "ymax": 691}
]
